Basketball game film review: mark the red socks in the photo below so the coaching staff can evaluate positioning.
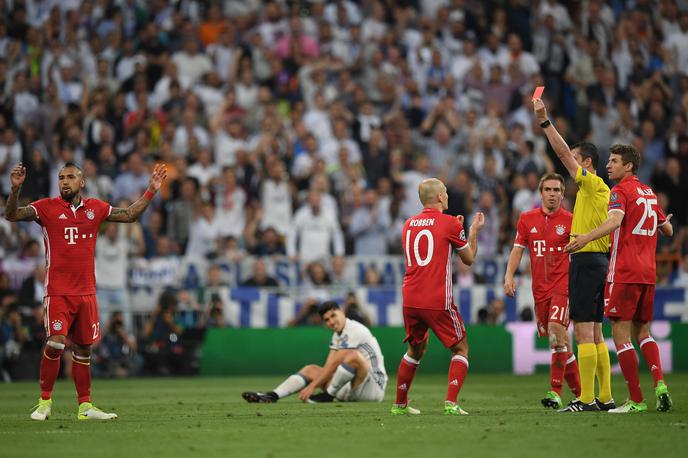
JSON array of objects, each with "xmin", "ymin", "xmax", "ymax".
[
  {"xmin": 564, "ymin": 353, "xmax": 581, "ymax": 397},
  {"xmin": 446, "ymin": 355, "xmax": 469, "ymax": 403},
  {"xmin": 71, "ymin": 353, "xmax": 92, "ymax": 404},
  {"xmin": 40, "ymin": 343, "xmax": 64, "ymax": 400},
  {"xmin": 550, "ymin": 350, "xmax": 567, "ymax": 396},
  {"xmin": 639, "ymin": 337, "xmax": 664, "ymax": 387},
  {"xmin": 395, "ymin": 354, "xmax": 419, "ymax": 407},
  {"xmin": 616, "ymin": 342, "xmax": 643, "ymax": 403}
]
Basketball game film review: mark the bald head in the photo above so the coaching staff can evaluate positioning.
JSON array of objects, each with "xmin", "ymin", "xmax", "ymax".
[{"xmin": 418, "ymin": 178, "xmax": 446, "ymax": 207}]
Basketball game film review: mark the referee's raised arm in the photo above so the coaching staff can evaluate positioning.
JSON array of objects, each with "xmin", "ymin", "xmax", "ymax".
[
  {"xmin": 532, "ymin": 98, "xmax": 579, "ymax": 178},
  {"xmin": 532, "ymin": 97, "xmax": 614, "ymax": 414}
]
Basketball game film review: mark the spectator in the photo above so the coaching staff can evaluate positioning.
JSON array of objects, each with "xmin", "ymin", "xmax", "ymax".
[
  {"xmin": 242, "ymin": 259, "xmax": 279, "ymax": 287},
  {"xmin": 349, "ymin": 188, "xmax": 390, "ymax": 256},
  {"xmin": 141, "ymin": 291, "xmax": 185, "ymax": 376},
  {"xmin": 287, "ymin": 190, "xmax": 345, "ymax": 263},
  {"xmin": 92, "ymin": 312, "xmax": 140, "ymax": 378},
  {"xmin": 95, "ymin": 223, "xmax": 131, "ymax": 329}
]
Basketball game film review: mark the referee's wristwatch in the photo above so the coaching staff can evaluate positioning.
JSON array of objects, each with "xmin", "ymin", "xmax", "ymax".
[{"xmin": 540, "ymin": 119, "xmax": 552, "ymax": 128}]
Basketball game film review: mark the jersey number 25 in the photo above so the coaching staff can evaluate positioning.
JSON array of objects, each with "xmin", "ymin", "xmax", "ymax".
[{"xmin": 631, "ymin": 197, "xmax": 657, "ymax": 237}]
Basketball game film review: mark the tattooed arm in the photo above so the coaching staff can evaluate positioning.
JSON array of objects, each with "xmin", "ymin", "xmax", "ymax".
[
  {"xmin": 5, "ymin": 164, "xmax": 37, "ymax": 222},
  {"xmin": 106, "ymin": 164, "xmax": 168, "ymax": 223}
]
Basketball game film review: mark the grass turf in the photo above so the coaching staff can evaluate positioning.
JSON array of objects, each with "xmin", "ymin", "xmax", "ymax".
[{"xmin": 1, "ymin": 373, "xmax": 687, "ymax": 458}]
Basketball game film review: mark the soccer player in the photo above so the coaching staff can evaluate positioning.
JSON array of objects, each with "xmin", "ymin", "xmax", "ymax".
[
  {"xmin": 242, "ymin": 301, "xmax": 387, "ymax": 404},
  {"xmin": 391, "ymin": 178, "xmax": 484, "ymax": 416},
  {"xmin": 566, "ymin": 145, "xmax": 673, "ymax": 413},
  {"xmin": 504, "ymin": 173, "xmax": 581, "ymax": 409},
  {"xmin": 534, "ymin": 99, "xmax": 614, "ymax": 412},
  {"xmin": 5, "ymin": 161, "xmax": 167, "ymax": 420}
]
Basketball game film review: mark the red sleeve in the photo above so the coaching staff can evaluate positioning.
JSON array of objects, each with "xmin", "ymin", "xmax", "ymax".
[
  {"xmin": 608, "ymin": 185, "xmax": 626, "ymax": 213},
  {"xmin": 514, "ymin": 215, "xmax": 528, "ymax": 248},
  {"xmin": 447, "ymin": 216, "xmax": 468, "ymax": 250},
  {"xmin": 96, "ymin": 199, "xmax": 113, "ymax": 223},
  {"xmin": 29, "ymin": 198, "xmax": 50, "ymax": 226},
  {"xmin": 657, "ymin": 203, "xmax": 667, "ymax": 226}
]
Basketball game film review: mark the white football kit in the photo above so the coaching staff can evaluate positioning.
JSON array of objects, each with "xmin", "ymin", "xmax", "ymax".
[{"xmin": 329, "ymin": 318, "xmax": 387, "ymax": 402}]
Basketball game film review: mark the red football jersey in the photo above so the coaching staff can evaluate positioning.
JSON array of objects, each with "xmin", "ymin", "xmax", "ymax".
[
  {"xmin": 29, "ymin": 197, "xmax": 112, "ymax": 296},
  {"xmin": 514, "ymin": 207, "xmax": 572, "ymax": 302},
  {"xmin": 401, "ymin": 208, "xmax": 468, "ymax": 310},
  {"xmin": 607, "ymin": 175, "xmax": 666, "ymax": 284}
]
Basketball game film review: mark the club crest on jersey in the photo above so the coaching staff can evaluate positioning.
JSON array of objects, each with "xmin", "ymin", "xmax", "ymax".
[
  {"xmin": 52, "ymin": 320, "xmax": 63, "ymax": 331},
  {"xmin": 86, "ymin": 209, "xmax": 95, "ymax": 220},
  {"xmin": 555, "ymin": 225, "xmax": 565, "ymax": 235}
]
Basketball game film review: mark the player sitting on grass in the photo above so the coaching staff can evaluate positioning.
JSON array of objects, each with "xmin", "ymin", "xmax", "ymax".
[{"xmin": 242, "ymin": 301, "xmax": 387, "ymax": 404}]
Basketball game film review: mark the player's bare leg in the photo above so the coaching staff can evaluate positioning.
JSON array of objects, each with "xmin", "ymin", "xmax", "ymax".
[
  {"xmin": 309, "ymin": 350, "xmax": 371, "ymax": 403},
  {"xmin": 73, "ymin": 344, "xmax": 117, "ymax": 420},
  {"xmin": 391, "ymin": 340, "xmax": 426, "ymax": 415},
  {"xmin": 542, "ymin": 322, "xmax": 567, "ymax": 409},
  {"xmin": 633, "ymin": 321, "xmax": 672, "ymax": 412},
  {"xmin": 243, "ymin": 364, "xmax": 323, "ymax": 403},
  {"xmin": 31, "ymin": 335, "xmax": 66, "ymax": 420},
  {"xmin": 444, "ymin": 339, "xmax": 469, "ymax": 416},
  {"xmin": 608, "ymin": 320, "xmax": 647, "ymax": 413}
]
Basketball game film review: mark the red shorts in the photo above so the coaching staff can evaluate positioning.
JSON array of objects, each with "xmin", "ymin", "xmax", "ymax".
[
  {"xmin": 604, "ymin": 282, "xmax": 655, "ymax": 322},
  {"xmin": 534, "ymin": 294, "xmax": 570, "ymax": 337},
  {"xmin": 403, "ymin": 305, "xmax": 466, "ymax": 349},
  {"xmin": 44, "ymin": 295, "xmax": 101, "ymax": 345}
]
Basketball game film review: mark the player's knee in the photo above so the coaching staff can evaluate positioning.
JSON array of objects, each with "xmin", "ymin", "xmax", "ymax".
[
  {"xmin": 343, "ymin": 351, "xmax": 365, "ymax": 367},
  {"xmin": 450, "ymin": 339, "xmax": 469, "ymax": 357},
  {"xmin": 45, "ymin": 338, "xmax": 66, "ymax": 358},
  {"xmin": 300, "ymin": 364, "xmax": 321, "ymax": 379},
  {"xmin": 72, "ymin": 344, "xmax": 91, "ymax": 358},
  {"xmin": 573, "ymin": 324, "xmax": 594, "ymax": 343},
  {"xmin": 408, "ymin": 342, "xmax": 427, "ymax": 360}
]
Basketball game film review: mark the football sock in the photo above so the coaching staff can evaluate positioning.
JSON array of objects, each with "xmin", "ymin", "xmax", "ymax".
[
  {"xmin": 595, "ymin": 341, "xmax": 612, "ymax": 403},
  {"xmin": 616, "ymin": 342, "xmax": 643, "ymax": 403},
  {"xmin": 40, "ymin": 341, "xmax": 65, "ymax": 400},
  {"xmin": 550, "ymin": 349, "xmax": 568, "ymax": 396},
  {"xmin": 71, "ymin": 353, "xmax": 92, "ymax": 404},
  {"xmin": 445, "ymin": 354, "xmax": 469, "ymax": 404},
  {"xmin": 577, "ymin": 343, "xmax": 598, "ymax": 404},
  {"xmin": 326, "ymin": 364, "xmax": 356, "ymax": 396},
  {"xmin": 395, "ymin": 354, "xmax": 419, "ymax": 407},
  {"xmin": 639, "ymin": 337, "xmax": 664, "ymax": 388},
  {"xmin": 564, "ymin": 353, "xmax": 581, "ymax": 397},
  {"xmin": 273, "ymin": 373, "xmax": 309, "ymax": 399}
]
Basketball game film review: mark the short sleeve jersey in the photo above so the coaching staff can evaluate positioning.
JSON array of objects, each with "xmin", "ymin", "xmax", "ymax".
[
  {"xmin": 572, "ymin": 166, "xmax": 610, "ymax": 253},
  {"xmin": 607, "ymin": 176, "xmax": 666, "ymax": 284},
  {"xmin": 401, "ymin": 207, "xmax": 468, "ymax": 310},
  {"xmin": 330, "ymin": 318, "xmax": 387, "ymax": 381},
  {"xmin": 30, "ymin": 197, "xmax": 112, "ymax": 296},
  {"xmin": 514, "ymin": 207, "xmax": 572, "ymax": 302}
]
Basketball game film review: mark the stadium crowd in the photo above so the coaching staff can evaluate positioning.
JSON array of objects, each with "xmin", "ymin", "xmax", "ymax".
[{"xmin": 1, "ymin": 0, "xmax": 688, "ymax": 379}]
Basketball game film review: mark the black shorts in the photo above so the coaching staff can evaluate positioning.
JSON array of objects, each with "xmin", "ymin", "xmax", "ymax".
[{"xmin": 568, "ymin": 252, "xmax": 609, "ymax": 323}]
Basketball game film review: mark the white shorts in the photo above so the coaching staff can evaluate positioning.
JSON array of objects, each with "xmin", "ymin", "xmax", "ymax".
[{"xmin": 335, "ymin": 370, "xmax": 386, "ymax": 402}]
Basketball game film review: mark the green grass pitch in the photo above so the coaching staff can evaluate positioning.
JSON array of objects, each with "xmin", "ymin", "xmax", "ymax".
[{"xmin": 2, "ymin": 373, "xmax": 687, "ymax": 458}]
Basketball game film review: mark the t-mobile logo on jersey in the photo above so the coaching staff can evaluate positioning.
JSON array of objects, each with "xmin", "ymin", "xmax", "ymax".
[
  {"xmin": 533, "ymin": 240, "xmax": 546, "ymax": 257},
  {"xmin": 64, "ymin": 227, "xmax": 79, "ymax": 245}
]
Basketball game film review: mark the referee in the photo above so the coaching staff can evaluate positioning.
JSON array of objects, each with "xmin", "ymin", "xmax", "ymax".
[{"xmin": 533, "ymin": 98, "xmax": 614, "ymax": 413}]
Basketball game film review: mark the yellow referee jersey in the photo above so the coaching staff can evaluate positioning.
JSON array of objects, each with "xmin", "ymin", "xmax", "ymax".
[{"xmin": 571, "ymin": 166, "xmax": 610, "ymax": 253}]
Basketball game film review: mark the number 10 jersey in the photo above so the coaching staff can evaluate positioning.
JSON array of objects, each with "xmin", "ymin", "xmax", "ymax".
[{"xmin": 401, "ymin": 207, "xmax": 468, "ymax": 310}]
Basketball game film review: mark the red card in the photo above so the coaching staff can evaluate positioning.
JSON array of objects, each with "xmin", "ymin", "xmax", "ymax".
[{"xmin": 532, "ymin": 86, "xmax": 545, "ymax": 101}]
